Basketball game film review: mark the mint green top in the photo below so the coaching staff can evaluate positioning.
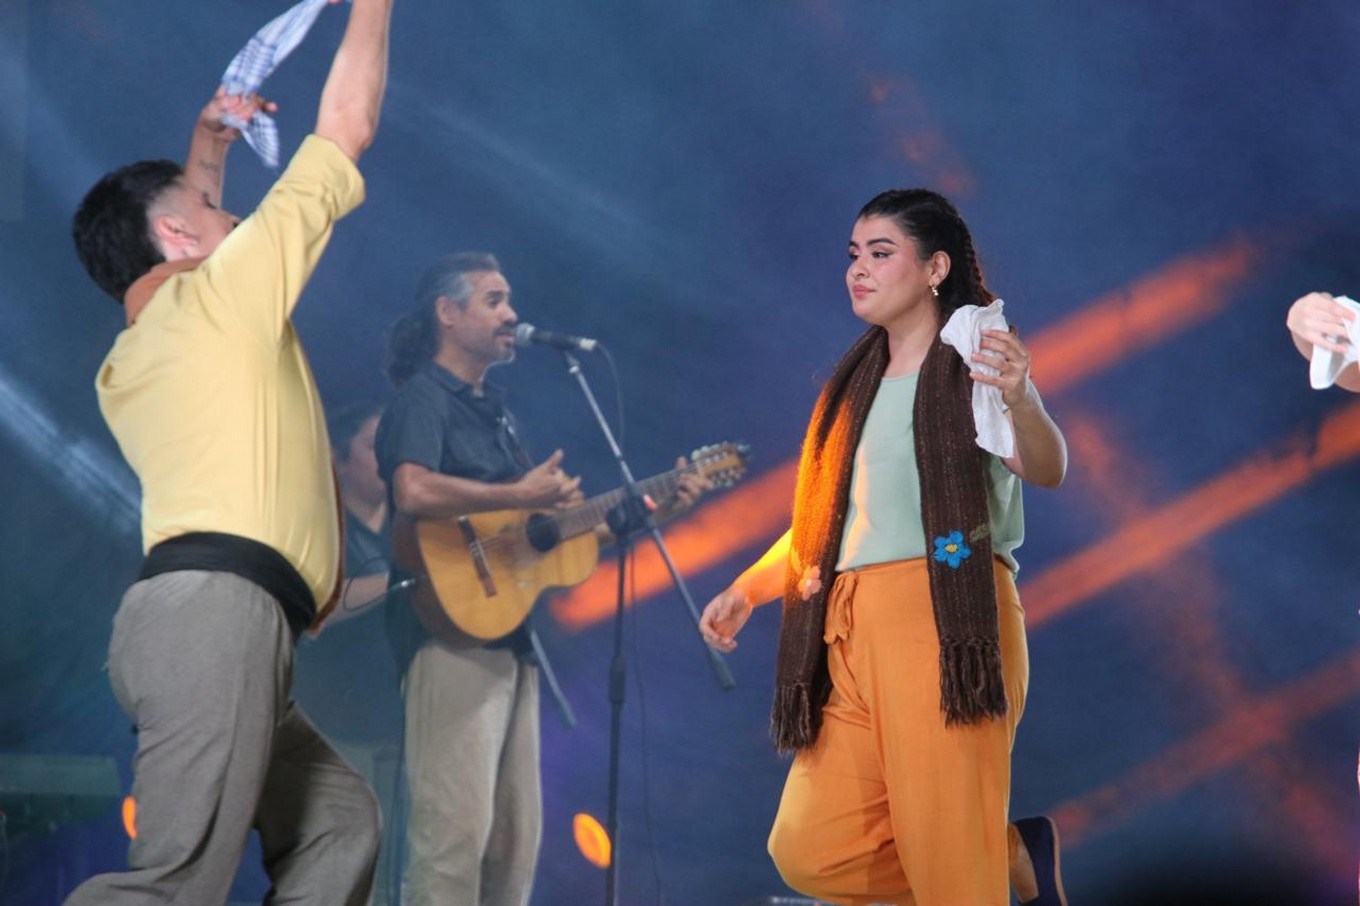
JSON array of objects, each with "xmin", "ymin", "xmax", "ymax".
[{"xmin": 836, "ymin": 372, "xmax": 1025, "ymax": 573}]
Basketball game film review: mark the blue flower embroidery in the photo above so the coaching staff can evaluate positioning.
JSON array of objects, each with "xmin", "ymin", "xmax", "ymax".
[{"xmin": 932, "ymin": 531, "xmax": 972, "ymax": 569}]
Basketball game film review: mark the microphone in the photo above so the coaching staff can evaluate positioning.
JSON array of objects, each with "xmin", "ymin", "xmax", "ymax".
[{"xmin": 513, "ymin": 323, "xmax": 600, "ymax": 353}]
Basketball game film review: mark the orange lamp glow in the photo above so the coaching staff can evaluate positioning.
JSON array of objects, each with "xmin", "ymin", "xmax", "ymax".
[
  {"xmin": 572, "ymin": 812, "xmax": 611, "ymax": 869},
  {"xmin": 122, "ymin": 795, "xmax": 137, "ymax": 840}
]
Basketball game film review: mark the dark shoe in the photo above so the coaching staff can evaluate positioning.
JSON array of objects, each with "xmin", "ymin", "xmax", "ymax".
[{"xmin": 1014, "ymin": 815, "xmax": 1067, "ymax": 906}]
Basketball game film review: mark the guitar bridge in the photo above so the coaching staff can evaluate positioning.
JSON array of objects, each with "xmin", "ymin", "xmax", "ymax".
[{"xmin": 457, "ymin": 517, "xmax": 497, "ymax": 598}]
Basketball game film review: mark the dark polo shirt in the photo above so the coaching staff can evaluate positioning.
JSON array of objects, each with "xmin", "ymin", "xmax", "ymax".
[{"xmin": 376, "ymin": 362, "xmax": 535, "ymax": 670}]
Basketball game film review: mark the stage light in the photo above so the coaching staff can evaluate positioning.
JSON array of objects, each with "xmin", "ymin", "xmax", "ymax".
[
  {"xmin": 122, "ymin": 795, "xmax": 137, "ymax": 840},
  {"xmin": 572, "ymin": 812, "xmax": 610, "ymax": 869},
  {"xmin": 0, "ymin": 362, "xmax": 138, "ymax": 533}
]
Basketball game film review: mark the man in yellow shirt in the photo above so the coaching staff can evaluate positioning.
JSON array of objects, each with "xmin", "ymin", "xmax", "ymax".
[{"xmin": 66, "ymin": 1, "xmax": 393, "ymax": 903}]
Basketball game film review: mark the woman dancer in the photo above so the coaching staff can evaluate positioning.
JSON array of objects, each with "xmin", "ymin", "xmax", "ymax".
[{"xmin": 700, "ymin": 189, "xmax": 1067, "ymax": 906}]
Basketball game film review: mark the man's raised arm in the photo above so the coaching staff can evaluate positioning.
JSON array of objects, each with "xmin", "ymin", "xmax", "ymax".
[
  {"xmin": 315, "ymin": 0, "xmax": 393, "ymax": 162},
  {"xmin": 183, "ymin": 89, "xmax": 275, "ymax": 207}
]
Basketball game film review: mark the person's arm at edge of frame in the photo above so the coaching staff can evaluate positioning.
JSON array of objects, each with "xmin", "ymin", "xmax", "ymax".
[
  {"xmin": 1287, "ymin": 291, "xmax": 1360, "ymax": 393},
  {"xmin": 314, "ymin": 0, "xmax": 394, "ymax": 163}
]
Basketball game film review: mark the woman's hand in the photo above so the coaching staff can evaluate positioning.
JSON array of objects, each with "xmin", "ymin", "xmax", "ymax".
[
  {"xmin": 973, "ymin": 328, "xmax": 1068, "ymax": 487},
  {"xmin": 699, "ymin": 586, "xmax": 753, "ymax": 653},
  {"xmin": 971, "ymin": 328, "xmax": 1036, "ymax": 410},
  {"xmin": 699, "ymin": 563, "xmax": 821, "ymax": 653}
]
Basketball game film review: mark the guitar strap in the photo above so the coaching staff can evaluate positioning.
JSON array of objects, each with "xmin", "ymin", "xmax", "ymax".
[
  {"xmin": 494, "ymin": 409, "xmax": 535, "ymax": 474},
  {"xmin": 526, "ymin": 626, "xmax": 577, "ymax": 730},
  {"xmin": 489, "ymin": 395, "xmax": 577, "ymax": 728}
]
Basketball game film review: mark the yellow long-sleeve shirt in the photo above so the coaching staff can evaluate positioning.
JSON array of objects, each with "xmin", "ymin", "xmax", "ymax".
[{"xmin": 97, "ymin": 135, "xmax": 365, "ymax": 613}]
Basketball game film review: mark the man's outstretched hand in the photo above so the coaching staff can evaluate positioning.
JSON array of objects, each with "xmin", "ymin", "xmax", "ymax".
[{"xmin": 196, "ymin": 86, "xmax": 277, "ymax": 141}]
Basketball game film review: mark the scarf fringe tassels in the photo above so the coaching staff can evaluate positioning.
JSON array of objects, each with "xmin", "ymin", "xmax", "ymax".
[
  {"xmin": 939, "ymin": 636, "xmax": 1008, "ymax": 726},
  {"xmin": 771, "ymin": 682, "xmax": 819, "ymax": 755}
]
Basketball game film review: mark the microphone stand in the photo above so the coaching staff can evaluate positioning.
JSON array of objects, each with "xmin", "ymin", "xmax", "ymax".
[{"xmin": 557, "ymin": 349, "xmax": 735, "ymax": 906}]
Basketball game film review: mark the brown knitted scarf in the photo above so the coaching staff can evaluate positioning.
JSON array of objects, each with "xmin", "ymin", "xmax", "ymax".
[{"xmin": 771, "ymin": 325, "xmax": 1006, "ymax": 753}]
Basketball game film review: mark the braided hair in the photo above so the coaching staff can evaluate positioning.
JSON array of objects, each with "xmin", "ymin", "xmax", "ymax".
[{"xmin": 856, "ymin": 189, "xmax": 994, "ymax": 317}]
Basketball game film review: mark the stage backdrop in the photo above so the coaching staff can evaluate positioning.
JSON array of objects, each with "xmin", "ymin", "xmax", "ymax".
[{"xmin": 0, "ymin": 1, "xmax": 1356, "ymax": 903}]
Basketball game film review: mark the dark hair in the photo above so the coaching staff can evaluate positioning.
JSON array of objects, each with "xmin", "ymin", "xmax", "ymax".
[
  {"xmin": 385, "ymin": 251, "xmax": 501, "ymax": 386},
  {"xmin": 327, "ymin": 401, "xmax": 384, "ymax": 462},
  {"xmin": 72, "ymin": 159, "xmax": 184, "ymax": 302},
  {"xmin": 856, "ymin": 189, "xmax": 994, "ymax": 316}
]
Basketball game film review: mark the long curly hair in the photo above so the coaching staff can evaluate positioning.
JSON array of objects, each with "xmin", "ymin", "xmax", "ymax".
[{"xmin": 385, "ymin": 251, "xmax": 500, "ymax": 386}]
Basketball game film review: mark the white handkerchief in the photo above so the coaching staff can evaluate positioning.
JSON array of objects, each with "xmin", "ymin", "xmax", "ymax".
[
  {"xmin": 1309, "ymin": 295, "xmax": 1360, "ymax": 389},
  {"xmin": 939, "ymin": 299, "xmax": 1014, "ymax": 459},
  {"xmin": 220, "ymin": 0, "xmax": 338, "ymax": 169}
]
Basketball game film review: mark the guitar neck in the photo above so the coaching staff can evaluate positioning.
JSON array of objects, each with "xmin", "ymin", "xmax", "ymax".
[{"xmin": 551, "ymin": 467, "xmax": 695, "ymax": 540}]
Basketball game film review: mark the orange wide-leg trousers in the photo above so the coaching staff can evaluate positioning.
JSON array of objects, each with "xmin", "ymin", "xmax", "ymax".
[{"xmin": 767, "ymin": 557, "xmax": 1029, "ymax": 906}]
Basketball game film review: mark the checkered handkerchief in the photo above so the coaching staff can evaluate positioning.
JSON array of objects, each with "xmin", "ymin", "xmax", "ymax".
[{"xmin": 220, "ymin": 0, "xmax": 339, "ymax": 168}]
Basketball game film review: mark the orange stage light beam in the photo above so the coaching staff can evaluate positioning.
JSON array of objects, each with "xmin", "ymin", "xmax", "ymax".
[
  {"xmin": 550, "ymin": 461, "xmax": 797, "ymax": 630},
  {"xmin": 863, "ymin": 75, "xmax": 976, "ymax": 197},
  {"xmin": 1026, "ymin": 237, "xmax": 1258, "ymax": 395},
  {"xmin": 1050, "ymin": 647, "xmax": 1360, "ymax": 848},
  {"xmin": 1053, "ymin": 409, "xmax": 1357, "ymax": 874},
  {"xmin": 1022, "ymin": 399, "xmax": 1360, "ymax": 628}
]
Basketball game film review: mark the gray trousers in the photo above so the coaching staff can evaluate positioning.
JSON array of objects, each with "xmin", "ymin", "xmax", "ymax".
[
  {"xmin": 65, "ymin": 571, "xmax": 380, "ymax": 906},
  {"xmin": 402, "ymin": 642, "xmax": 541, "ymax": 906}
]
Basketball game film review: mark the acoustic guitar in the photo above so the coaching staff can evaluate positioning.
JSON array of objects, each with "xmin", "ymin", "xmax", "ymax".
[{"xmin": 394, "ymin": 442, "xmax": 749, "ymax": 644}]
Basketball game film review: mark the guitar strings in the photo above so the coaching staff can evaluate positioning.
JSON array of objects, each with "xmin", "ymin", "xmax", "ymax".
[{"xmin": 458, "ymin": 461, "xmax": 722, "ymax": 555}]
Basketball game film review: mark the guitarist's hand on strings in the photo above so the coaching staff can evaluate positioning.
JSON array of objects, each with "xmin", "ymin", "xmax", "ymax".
[
  {"xmin": 513, "ymin": 449, "xmax": 583, "ymax": 510},
  {"xmin": 673, "ymin": 456, "xmax": 713, "ymax": 509},
  {"xmin": 651, "ymin": 456, "xmax": 714, "ymax": 523}
]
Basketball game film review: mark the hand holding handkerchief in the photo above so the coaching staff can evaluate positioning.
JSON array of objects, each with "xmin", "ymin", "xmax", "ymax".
[
  {"xmin": 939, "ymin": 299, "xmax": 1015, "ymax": 459},
  {"xmin": 220, "ymin": 0, "xmax": 345, "ymax": 168},
  {"xmin": 1309, "ymin": 294, "xmax": 1360, "ymax": 389}
]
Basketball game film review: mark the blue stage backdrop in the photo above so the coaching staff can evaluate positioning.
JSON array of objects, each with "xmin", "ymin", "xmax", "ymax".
[{"xmin": 0, "ymin": 2, "xmax": 1356, "ymax": 904}]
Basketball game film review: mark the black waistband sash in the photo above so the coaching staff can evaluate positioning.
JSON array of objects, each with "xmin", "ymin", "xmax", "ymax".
[{"xmin": 139, "ymin": 532, "xmax": 315, "ymax": 638}]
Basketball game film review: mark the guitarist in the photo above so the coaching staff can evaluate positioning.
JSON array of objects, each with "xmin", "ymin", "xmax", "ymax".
[{"xmin": 376, "ymin": 251, "xmax": 706, "ymax": 906}]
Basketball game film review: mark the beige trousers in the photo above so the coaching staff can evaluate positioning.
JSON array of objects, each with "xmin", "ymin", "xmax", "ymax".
[
  {"xmin": 402, "ymin": 642, "xmax": 541, "ymax": 906},
  {"xmin": 65, "ymin": 571, "xmax": 379, "ymax": 906}
]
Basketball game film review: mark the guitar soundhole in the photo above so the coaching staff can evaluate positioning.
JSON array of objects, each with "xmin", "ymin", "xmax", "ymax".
[{"xmin": 525, "ymin": 513, "xmax": 561, "ymax": 553}]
